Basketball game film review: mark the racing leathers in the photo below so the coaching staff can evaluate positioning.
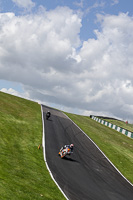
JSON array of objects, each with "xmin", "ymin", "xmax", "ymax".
[{"xmin": 60, "ymin": 144, "xmax": 74, "ymax": 152}]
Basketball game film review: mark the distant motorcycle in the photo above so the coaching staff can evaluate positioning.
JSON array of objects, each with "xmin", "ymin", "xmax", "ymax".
[
  {"xmin": 46, "ymin": 111, "xmax": 51, "ymax": 120},
  {"xmin": 58, "ymin": 147, "xmax": 73, "ymax": 158}
]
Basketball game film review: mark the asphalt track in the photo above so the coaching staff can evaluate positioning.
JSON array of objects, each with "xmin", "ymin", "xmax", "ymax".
[{"xmin": 42, "ymin": 105, "xmax": 133, "ymax": 200}]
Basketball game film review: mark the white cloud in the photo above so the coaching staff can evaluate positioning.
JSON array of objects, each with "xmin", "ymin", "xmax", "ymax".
[
  {"xmin": 0, "ymin": 87, "xmax": 48, "ymax": 105},
  {"xmin": 0, "ymin": 8, "xmax": 133, "ymax": 122},
  {"xmin": 74, "ymin": 0, "xmax": 84, "ymax": 8},
  {"xmin": 85, "ymin": 1, "xmax": 105, "ymax": 14},
  {"xmin": 12, "ymin": 0, "xmax": 35, "ymax": 9},
  {"xmin": 111, "ymin": 0, "xmax": 119, "ymax": 6},
  {"xmin": 0, "ymin": 88, "xmax": 29, "ymax": 98}
]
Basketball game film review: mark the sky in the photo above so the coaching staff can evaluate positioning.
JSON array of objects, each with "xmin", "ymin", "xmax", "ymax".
[{"xmin": 0, "ymin": 0, "xmax": 133, "ymax": 122}]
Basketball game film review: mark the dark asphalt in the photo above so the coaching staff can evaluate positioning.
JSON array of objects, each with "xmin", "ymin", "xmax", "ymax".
[{"xmin": 42, "ymin": 105, "xmax": 133, "ymax": 200}]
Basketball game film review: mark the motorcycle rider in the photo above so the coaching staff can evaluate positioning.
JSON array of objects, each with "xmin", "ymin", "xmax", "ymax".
[
  {"xmin": 46, "ymin": 111, "xmax": 51, "ymax": 119},
  {"xmin": 60, "ymin": 144, "xmax": 74, "ymax": 152}
]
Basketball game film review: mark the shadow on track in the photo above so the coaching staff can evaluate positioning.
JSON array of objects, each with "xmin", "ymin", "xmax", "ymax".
[
  {"xmin": 46, "ymin": 119, "xmax": 53, "ymax": 122},
  {"xmin": 62, "ymin": 157, "xmax": 79, "ymax": 163}
]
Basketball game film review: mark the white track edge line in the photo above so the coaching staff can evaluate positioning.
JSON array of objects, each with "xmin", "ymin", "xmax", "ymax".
[
  {"xmin": 41, "ymin": 105, "xmax": 69, "ymax": 200},
  {"xmin": 63, "ymin": 113, "xmax": 133, "ymax": 187}
]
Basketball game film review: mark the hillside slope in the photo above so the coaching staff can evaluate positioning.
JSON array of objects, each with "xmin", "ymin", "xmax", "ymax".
[
  {"xmin": 0, "ymin": 90, "xmax": 132, "ymax": 200},
  {"xmin": 65, "ymin": 112, "xmax": 133, "ymax": 184},
  {"xmin": 0, "ymin": 91, "xmax": 65, "ymax": 200}
]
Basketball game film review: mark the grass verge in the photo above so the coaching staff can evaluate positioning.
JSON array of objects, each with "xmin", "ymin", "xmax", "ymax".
[
  {"xmin": 0, "ymin": 91, "xmax": 65, "ymax": 200},
  {"xmin": 65, "ymin": 112, "xmax": 133, "ymax": 184}
]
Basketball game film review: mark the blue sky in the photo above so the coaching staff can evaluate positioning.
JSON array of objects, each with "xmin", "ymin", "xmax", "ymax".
[{"xmin": 0, "ymin": 0, "xmax": 133, "ymax": 122}]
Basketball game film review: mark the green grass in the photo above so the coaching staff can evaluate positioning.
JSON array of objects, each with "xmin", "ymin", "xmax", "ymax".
[
  {"xmin": 0, "ymin": 91, "xmax": 65, "ymax": 200},
  {"xmin": 65, "ymin": 113, "xmax": 133, "ymax": 184},
  {"xmin": 1, "ymin": 91, "xmax": 133, "ymax": 200}
]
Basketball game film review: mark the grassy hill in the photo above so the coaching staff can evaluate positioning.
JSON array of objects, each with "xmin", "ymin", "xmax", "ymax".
[
  {"xmin": 0, "ymin": 91, "xmax": 65, "ymax": 200},
  {"xmin": 0, "ymin": 91, "xmax": 133, "ymax": 200},
  {"xmin": 65, "ymin": 112, "xmax": 133, "ymax": 184}
]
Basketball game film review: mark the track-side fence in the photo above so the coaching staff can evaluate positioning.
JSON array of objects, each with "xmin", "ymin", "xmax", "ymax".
[{"xmin": 91, "ymin": 116, "xmax": 133, "ymax": 139}]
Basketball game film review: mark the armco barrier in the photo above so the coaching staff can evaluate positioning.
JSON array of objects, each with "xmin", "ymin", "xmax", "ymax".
[{"xmin": 91, "ymin": 116, "xmax": 133, "ymax": 139}]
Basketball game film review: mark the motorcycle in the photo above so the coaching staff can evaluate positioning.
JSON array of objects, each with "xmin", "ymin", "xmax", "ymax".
[
  {"xmin": 58, "ymin": 147, "xmax": 73, "ymax": 158},
  {"xmin": 46, "ymin": 111, "xmax": 51, "ymax": 120}
]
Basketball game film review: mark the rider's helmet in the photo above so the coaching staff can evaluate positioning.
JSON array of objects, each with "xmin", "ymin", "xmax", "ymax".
[{"xmin": 70, "ymin": 144, "xmax": 74, "ymax": 148}]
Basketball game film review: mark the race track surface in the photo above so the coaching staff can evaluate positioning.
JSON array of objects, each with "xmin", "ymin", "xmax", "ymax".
[{"xmin": 42, "ymin": 105, "xmax": 133, "ymax": 200}]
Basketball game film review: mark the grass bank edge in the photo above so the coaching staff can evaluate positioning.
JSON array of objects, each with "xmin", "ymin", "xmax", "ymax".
[
  {"xmin": 0, "ymin": 91, "xmax": 65, "ymax": 200},
  {"xmin": 65, "ymin": 112, "xmax": 133, "ymax": 184}
]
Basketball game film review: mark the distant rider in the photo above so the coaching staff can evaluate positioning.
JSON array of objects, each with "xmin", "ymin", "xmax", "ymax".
[{"xmin": 46, "ymin": 111, "xmax": 51, "ymax": 119}]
